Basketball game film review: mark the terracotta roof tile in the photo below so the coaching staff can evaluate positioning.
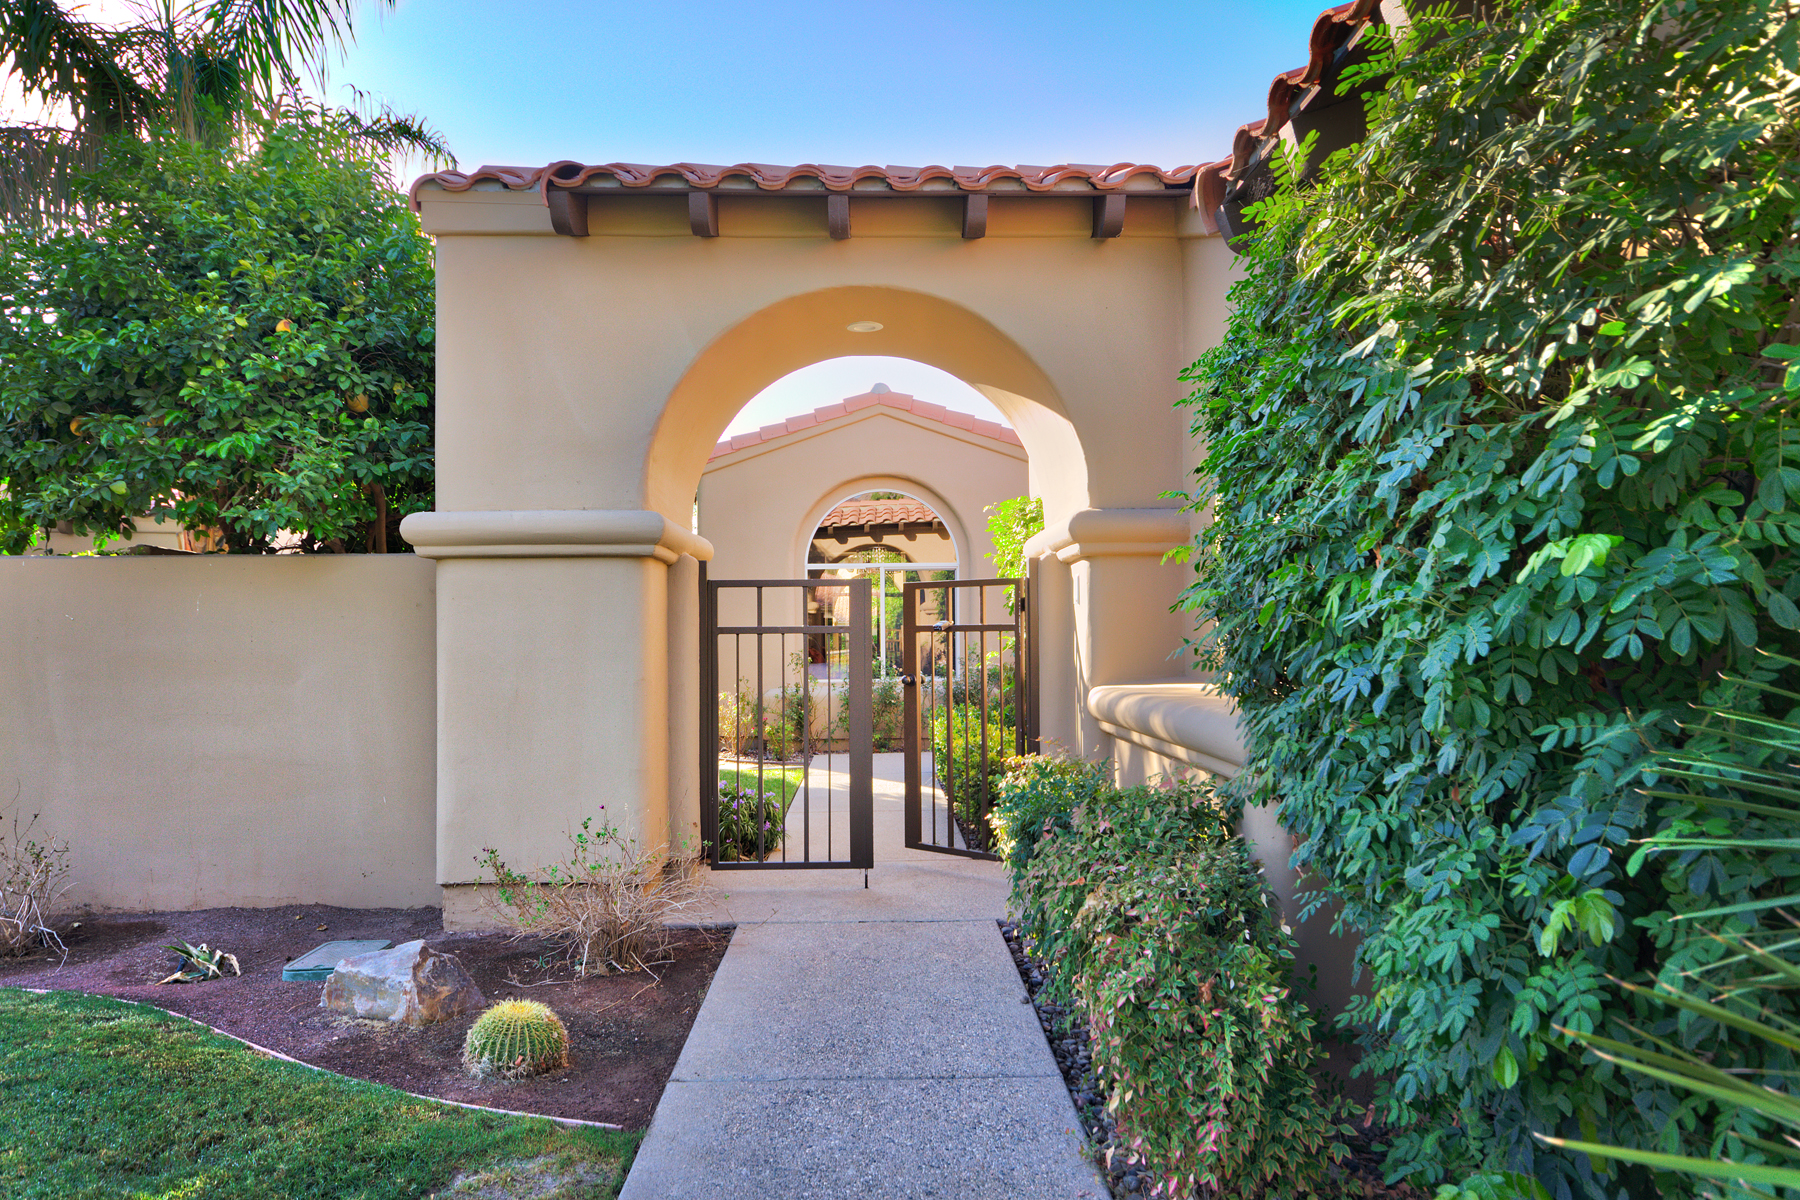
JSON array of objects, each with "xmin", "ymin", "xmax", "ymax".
[
  {"xmin": 1202, "ymin": 0, "xmax": 1403, "ymax": 241},
  {"xmin": 411, "ymin": 160, "xmax": 1199, "ymax": 211},
  {"xmin": 708, "ymin": 391, "xmax": 1023, "ymax": 461},
  {"xmin": 820, "ymin": 498, "xmax": 942, "ymax": 529}
]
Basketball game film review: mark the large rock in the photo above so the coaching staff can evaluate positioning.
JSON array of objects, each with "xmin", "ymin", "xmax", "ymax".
[{"xmin": 320, "ymin": 939, "xmax": 483, "ymax": 1026}]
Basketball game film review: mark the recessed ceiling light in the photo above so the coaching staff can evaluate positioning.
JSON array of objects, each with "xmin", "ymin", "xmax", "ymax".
[{"xmin": 846, "ymin": 321, "xmax": 883, "ymax": 333}]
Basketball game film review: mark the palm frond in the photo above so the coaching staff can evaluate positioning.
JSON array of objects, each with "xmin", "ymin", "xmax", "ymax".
[
  {"xmin": 0, "ymin": 123, "xmax": 98, "ymax": 226},
  {"xmin": 0, "ymin": 0, "xmax": 159, "ymax": 131},
  {"xmin": 202, "ymin": 0, "xmax": 394, "ymax": 98}
]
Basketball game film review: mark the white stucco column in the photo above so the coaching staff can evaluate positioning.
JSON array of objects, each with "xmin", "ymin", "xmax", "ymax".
[{"xmin": 400, "ymin": 510, "xmax": 713, "ymax": 928}]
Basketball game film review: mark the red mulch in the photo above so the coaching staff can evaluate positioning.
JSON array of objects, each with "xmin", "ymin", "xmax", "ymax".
[{"xmin": 0, "ymin": 905, "xmax": 730, "ymax": 1131}]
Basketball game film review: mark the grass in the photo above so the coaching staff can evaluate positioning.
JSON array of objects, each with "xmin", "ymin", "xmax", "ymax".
[
  {"xmin": 0, "ymin": 988, "xmax": 639, "ymax": 1199},
  {"xmin": 715, "ymin": 764, "xmax": 808, "ymax": 862},
  {"xmin": 718, "ymin": 764, "xmax": 805, "ymax": 802}
]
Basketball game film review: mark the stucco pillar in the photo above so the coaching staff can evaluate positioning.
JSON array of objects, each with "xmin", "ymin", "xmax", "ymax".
[
  {"xmin": 1027, "ymin": 552, "xmax": 1096, "ymax": 758},
  {"xmin": 1025, "ymin": 508, "xmax": 1196, "ymax": 766},
  {"xmin": 399, "ymin": 510, "xmax": 712, "ymax": 928},
  {"xmin": 666, "ymin": 553, "xmax": 702, "ymax": 855}
]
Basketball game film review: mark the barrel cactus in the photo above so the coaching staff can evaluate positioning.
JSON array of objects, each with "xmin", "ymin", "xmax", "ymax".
[{"xmin": 461, "ymin": 999, "xmax": 570, "ymax": 1079}]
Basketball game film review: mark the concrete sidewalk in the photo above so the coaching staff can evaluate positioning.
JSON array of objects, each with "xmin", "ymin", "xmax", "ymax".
[{"xmin": 619, "ymin": 755, "xmax": 1106, "ymax": 1200}]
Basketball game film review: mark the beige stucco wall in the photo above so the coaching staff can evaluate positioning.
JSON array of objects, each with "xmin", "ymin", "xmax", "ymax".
[
  {"xmin": 701, "ymin": 404, "xmax": 1027, "ymax": 582},
  {"xmin": 413, "ymin": 187, "xmax": 1226, "ymax": 872},
  {"xmin": 421, "ymin": 189, "xmax": 1200, "ymax": 530},
  {"xmin": 0, "ymin": 556, "xmax": 438, "ymax": 912}
]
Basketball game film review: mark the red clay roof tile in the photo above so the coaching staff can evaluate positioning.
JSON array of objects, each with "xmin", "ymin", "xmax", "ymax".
[
  {"xmin": 707, "ymin": 391, "xmax": 1022, "ymax": 462},
  {"xmin": 411, "ymin": 161, "xmax": 1200, "ymax": 212},
  {"xmin": 819, "ymin": 498, "xmax": 942, "ymax": 529}
]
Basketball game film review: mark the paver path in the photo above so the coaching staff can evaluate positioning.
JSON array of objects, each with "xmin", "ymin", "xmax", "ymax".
[{"xmin": 620, "ymin": 754, "xmax": 1106, "ymax": 1200}]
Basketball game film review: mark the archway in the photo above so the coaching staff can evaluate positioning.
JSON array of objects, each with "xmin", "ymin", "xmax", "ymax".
[
  {"xmin": 646, "ymin": 286, "xmax": 1087, "ymax": 528},
  {"xmin": 409, "ymin": 173, "xmax": 1214, "ymax": 921}
]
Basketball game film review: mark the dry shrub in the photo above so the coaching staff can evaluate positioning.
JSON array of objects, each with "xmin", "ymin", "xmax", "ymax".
[
  {"xmin": 478, "ymin": 813, "xmax": 708, "ymax": 976},
  {"xmin": 0, "ymin": 807, "xmax": 71, "ymax": 959}
]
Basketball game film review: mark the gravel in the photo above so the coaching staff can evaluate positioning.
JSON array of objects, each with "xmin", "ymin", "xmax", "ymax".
[{"xmin": 1000, "ymin": 920, "xmax": 1154, "ymax": 1198}]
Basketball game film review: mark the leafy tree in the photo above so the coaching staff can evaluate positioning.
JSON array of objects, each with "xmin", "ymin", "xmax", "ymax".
[
  {"xmin": 0, "ymin": 110, "xmax": 435, "ymax": 553},
  {"xmin": 1179, "ymin": 1, "xmax": 1798, "ymax": 1195},
  {"xmin": 0, "ymin": 0, "xmax": 444, "ymax": 225},
  {"xmin": 984, "ymin": 494, "xmax": 1044, "ymax": 580}
]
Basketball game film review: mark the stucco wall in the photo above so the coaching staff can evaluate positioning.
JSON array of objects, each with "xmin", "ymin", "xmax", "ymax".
[
  {"xmin": 0, "ymin": 556, "xmax": 438, "ymax": 912},
  {"xmin": 701, "ymin": 405, "xmax": 1027, "ymax": 583}
]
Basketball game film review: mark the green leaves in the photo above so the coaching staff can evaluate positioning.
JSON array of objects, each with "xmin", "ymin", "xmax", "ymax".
[
  {"xmin": 0, "ymin": 114, "xmax": 435, "ymax": 554},
  {"xmin": 1176, "ymin": 0, "xmax": 1800, "ymax": 1192},
  {"xmin": 1537, "ymin": 889, "xmax": 1618, "ymax": 955},
  {"xmin": 1009, "ymin": 777, "xmax": 1345, "ymax": 1197}
]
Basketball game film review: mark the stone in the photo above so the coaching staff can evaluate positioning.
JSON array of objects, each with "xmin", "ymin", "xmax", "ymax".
[{"xmin": 319, "ymin": 939, "xmax": 483, "ymax": 1026}]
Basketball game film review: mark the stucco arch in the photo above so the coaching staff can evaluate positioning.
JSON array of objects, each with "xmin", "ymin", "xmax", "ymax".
[
  {"xmin": 793, "ymin": 476, "xmax": 968, "ymax": 579},
  {"xmin": 646, "ymin": 286, "xmax": 1088, "ymax": 524}
]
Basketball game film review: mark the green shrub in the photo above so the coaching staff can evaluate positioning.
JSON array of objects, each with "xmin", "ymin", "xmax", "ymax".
[
  {"xmin": 1012, "ymin": 780, "xmax": 1343, "ymax": 1197},
  {"xmin": 871, "ymin": 677, "xmax": 903, "ymax": 751},
  {"xmin": 985, "ymin": 753, "xmax": 1107, "ymax": 871},
  {"xmin": 717, "ymin": 685, "xmax": 809, "ymax": 760},
  {"xmin": 714, "ymin": 782, "xmax": 792, "ymax": 862},
  {"xmin": 930, "ymin": 704, "xmax": 1017, "ymax": 847},
  {"xmin": 1178, "ymin": 1, "xmax": 1800, "ymax": 1191},
  {"xmin": 462, "ymin": 1000, "xmax": 570, "ymax": 1080}
]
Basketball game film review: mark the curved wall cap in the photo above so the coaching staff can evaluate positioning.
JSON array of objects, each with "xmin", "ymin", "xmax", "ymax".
[
  {"xmin": 1088, "ymin": 681, "xmax": 1247, "ymax": 778},
  {"xmin": 399, "ymin": 510, "xmax": 714, "ymax": 564},
  {"xmin": 1023, "ymin": 507, "xmax": 1192, "ymax": 563}
]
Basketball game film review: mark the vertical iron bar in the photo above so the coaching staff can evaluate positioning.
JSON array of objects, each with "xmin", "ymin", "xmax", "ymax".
[
  {"xmin": 700, "ymin": 566, "xmax": 718, "ymax": 866},
  {"xmin": 902, "ymin": 579, "xmax": 921, "ymax": 849},
  {"xmin": 733, "ymin": 628, "xmax": 744, "ymax": 861},
  {"xmin": 979, "ymin": 587, "xmax": 990, "ymax": 851},
  {"xmin": 848, "ymin": 576, "xmax": 873, "ymax": 869},
  {"xmin": 755, "ymin": 587, "xmax": 766, "ymax": 862}
]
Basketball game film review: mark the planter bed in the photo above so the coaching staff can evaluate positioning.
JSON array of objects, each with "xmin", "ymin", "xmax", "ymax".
[{"xmin": 0, "ymin": 903, "xmax": 729, "ymax": 1131}]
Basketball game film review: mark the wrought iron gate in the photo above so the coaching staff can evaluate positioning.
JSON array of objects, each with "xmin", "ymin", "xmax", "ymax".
[
  {"xmin": 900, "ymin": 576, "xmax": 1036, "ymax": 860},
  {"xmin": 700, "ymin": 569, "xmax": 874, "ymax": 870}
]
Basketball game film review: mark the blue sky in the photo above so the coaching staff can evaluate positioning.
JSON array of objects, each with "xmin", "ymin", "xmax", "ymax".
[{"xmin": 320, "ymin": 0, "xmax": 1321, "ymax": 431}]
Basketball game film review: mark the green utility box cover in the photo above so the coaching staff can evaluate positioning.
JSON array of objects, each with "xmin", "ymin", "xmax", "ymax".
[{"xmin": 282, "ymin": 939, "xmax": 390, "ymax": 982}]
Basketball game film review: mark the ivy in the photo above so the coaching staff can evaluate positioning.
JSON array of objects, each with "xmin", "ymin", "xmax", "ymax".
[{"xmin": 1179, "ymin": 2, "xmax": 1800, "ymax": 1196}]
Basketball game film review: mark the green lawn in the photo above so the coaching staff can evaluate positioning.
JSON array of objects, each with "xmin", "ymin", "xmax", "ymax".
[
  {"xmin": 719, "ymin": 763, "xmax": 806, "ymax": 802},
  {"xmin": 0, "ymin": 989, "xmax": 639, "ymax": 1200}
]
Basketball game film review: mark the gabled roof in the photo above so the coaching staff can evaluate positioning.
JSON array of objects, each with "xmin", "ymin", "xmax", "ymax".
[
  {"xmin": 819, "ymin": 498, "xmax": 942, "ymax": 529},
  {"xmin": 707, "ymin": 391, "xmax": 1022, "ymax": 463}
]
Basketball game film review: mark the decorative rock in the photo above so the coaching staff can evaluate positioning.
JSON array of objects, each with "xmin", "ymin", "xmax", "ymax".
[{"xmin": 319, "ymin": 939, "xmax": 483, "ymax": 1026}]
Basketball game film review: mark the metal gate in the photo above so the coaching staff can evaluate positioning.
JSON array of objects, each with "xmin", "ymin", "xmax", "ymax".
[
  {"xmin": 700, "ymin": 569, "xmax": 873, "ymax": 870},
  {"xmin": 900, "ymin": 576, "xmax": 1036, "ymax": 860}
]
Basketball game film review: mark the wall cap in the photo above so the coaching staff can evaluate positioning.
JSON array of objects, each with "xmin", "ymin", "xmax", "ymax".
[
  {"xmin": 1024, "ymin": 507, "xmax": 1191, "ymax": 563},
  {"xmin": 399, "ymin": 510, "xmax": 713, "ymax": 564},
  {"xmin": 1087, "ymin": 680, "xmax": 1245, "ymax": 777}
]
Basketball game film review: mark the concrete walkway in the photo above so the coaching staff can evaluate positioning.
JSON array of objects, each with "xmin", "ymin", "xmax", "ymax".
[{"xmin": 620, "ymin": 754, "xmax": 1105, "ymax": 1200}]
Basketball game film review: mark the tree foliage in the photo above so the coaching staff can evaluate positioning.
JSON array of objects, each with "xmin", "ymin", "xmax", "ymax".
[
  {"xmin": 1179, "ymin": 1, "xmax": 1799, "ymax": 1195},
  {"xmin": 984, "ymin": 494, "xmax": 1044, "ymax": 580},
  {"xmin": 0, "ymin": 0, "xmax": 446, "ymax": 226},
  {"xmin": 0, "ymin": 113, "xmax": 435, "ymax": 553}
]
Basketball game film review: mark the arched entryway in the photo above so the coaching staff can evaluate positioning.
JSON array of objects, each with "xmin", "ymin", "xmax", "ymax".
[{"xmin": 401, "ymin": 168, "xmax": 1228, "ymax": 923}]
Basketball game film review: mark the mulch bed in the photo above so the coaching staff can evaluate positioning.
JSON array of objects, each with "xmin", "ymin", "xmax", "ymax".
[{"xmin": 0, "ymin": 904, "xmax": 731, "ymax": 1131}]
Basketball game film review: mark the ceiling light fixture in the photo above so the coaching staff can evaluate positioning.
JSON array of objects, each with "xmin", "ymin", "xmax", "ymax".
[{"xmin": 845, "ymin": 321, "xmax": 883, "ymax": 333}]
